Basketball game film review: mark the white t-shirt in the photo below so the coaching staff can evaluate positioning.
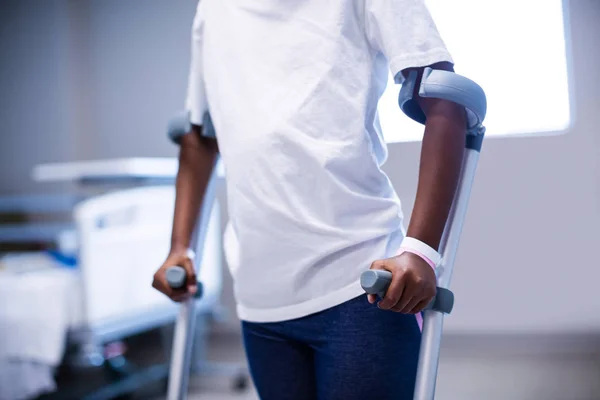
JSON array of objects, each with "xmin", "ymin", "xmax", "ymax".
[{"xmin": 186, "ymin": 0, "xmax": 453, "ymax": 323}]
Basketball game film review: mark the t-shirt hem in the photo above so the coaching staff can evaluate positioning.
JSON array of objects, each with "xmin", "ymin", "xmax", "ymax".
[
  {"xmin": 236, "ymin": 279, "xmax": 367, "ymax": 323},
  {"xmin": 187, "ymin": 108, "xmax": 206, "ymax": 126},
  {"xmin": 388, "ymin": 49, "xmax": 454, "ymax": 84}
]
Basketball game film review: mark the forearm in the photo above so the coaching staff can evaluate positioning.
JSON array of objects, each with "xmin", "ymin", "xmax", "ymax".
[
  {"xmin": 406, "ymin": 98, "xmax": 466, "ymax": 251},
  {"xmin": 170, "ymin": 125, "xmax": 219, "ymax": 253}
]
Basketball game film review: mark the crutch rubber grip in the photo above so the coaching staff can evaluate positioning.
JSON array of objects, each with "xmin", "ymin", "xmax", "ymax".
[
  {"xmin": 360, "ymin": 270, "xmax": 454, "ymax": 314},
  {"xmin": 166, "ymin": 266, "xmax": 203, "ymax": 299}
]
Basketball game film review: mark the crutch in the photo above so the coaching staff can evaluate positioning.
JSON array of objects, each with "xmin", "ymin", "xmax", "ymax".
[
  {"xmin": 361, "ymin": 67, "xmax": 487, "ymax": 400},
  {"xmin": 163, "ymin": 111, "xmax": 220, "ymax": 400}
]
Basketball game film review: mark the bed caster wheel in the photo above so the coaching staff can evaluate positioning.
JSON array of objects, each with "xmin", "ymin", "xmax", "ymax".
[{"xmin": 232, "ymin": 374, "xmax": 249, "ymax": 392}]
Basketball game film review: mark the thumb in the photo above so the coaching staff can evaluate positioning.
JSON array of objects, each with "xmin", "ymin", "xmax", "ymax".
[
  {"xmin": 182, "ymin": 250, "xmax": 197, "ymax": 294},
  {"xmin": 367, "ymin": 259, "xmax": 387, "ymax": 304}
]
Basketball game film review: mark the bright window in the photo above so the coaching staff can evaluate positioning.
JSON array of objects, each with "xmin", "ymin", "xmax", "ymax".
[{"xmin": 378, "ymin": 0, "xmax": 572, "ymax": 143}]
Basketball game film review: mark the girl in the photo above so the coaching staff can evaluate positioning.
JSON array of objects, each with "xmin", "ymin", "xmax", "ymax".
[{"xmin": 153, "ymin": 1, "xmax": 466, "ymax": 398}]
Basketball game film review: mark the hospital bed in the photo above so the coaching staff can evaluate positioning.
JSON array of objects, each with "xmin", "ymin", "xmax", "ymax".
[{"xmin": 0, "ymin": 158, "xmax": 245, "ymax": 400}]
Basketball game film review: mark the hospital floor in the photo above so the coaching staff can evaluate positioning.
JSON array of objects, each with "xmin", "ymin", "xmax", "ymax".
[
  {"xmin": 144, "ymin": 331, "xmax": 259, "ymax": 400},
  {"xmin": 41, "ymin": 327, "xmax": 600, "ymax": 400}
]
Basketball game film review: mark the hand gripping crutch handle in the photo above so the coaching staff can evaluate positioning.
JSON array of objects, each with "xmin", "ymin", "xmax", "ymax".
[
  {"xmin": 166, "ymin": 266, "xmax": 204, "ymax": 299},
  {"xmin": 360, "ymin": 270, "xmax": 454, "ymax": 314}
]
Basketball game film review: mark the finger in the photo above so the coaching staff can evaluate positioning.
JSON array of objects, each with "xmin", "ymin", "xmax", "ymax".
[
  {"xmin": 183, "ymin": 259, "xmax": 197, "ymax": 283},
  {"xmin": 392, "ymin": 282, "xmax": 421, "ymax": 313},
  {"xmin": 369, "ymin": 259, "xmax": 386, "ymax": 271},
  {"xmin": 408, "ymin": 298, "xmax": 432, "ymax": 314},
  {"xmin": 397, "ymin": 289, "xmax": 424, "ymax": 314},
  {"xmin": 152, "ymin": 273, "xmax": 173, "ymax": 298},
  {"xmin": 367, "ymin": 260, "xmax": 387, "ymax": 305},
  {"xmin": 368, "ymin": 294, "xmax": 377, "ymax": 304},
  {"xmin": 182, "ymin": 259, "xmax": 198, "ymax": 293},
  {"xmin": 408, "ymin": 287, "xmax": 436, "ymax": 314},
  {"xmin": 378, "ymin": 270, "xmax": 406, "ymax": 310},
  {"xmin": 171, "ymin": 293, "xmax": 190, "ymax": 303}
]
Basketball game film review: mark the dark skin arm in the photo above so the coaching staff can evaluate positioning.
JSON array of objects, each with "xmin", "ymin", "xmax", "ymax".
[
  {"xmin": 407, "ymin": 62, "xmax": 466, "ymax": 248},
  {"xmin": 152, "ymin": 124, "xmax": 219, "ymax": 302},
  {"xmin": 368, "ymin": 62, "xmax": 466, "ymax": 313}
]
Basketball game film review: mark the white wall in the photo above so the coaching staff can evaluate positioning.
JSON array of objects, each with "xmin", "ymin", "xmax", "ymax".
[
  {"xmin": 0, "ymin": 0, "xmax": 74, "ymax": 194},
  {"xmin": 81, "ymin": 0, "xmax": 196, "ymax": 159},
  {"xmin": 411, "ymin": 0, "xmax": 600, "ymax": 334},
  {"xmin": 1, "ymin": 0, "xmax": 598, "ymax": 334},
  {"xmin": 0, "ymin": 0, "xmax": 195, "ymax": 193}
]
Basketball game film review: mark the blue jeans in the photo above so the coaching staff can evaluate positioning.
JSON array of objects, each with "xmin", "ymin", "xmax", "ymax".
[{"xmin": 241, "ymin": 294, "xmax": 421, "ymax": 400}]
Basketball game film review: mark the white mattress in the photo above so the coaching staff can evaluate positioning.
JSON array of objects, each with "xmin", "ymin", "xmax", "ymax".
[
  {"xmin": 0, "ymin": 254, "xmax": 76, "ymax": 400},
  {"xmin": 0, "ymin": 360, "xmax": 56, "ymax": 400},
  {"xmin": 0, "ymin": 181, "xmax": 224, "ymax": 400},
  {"xmin": 0, "ymin": 235, "xmax": 222, "ymax": 399},
  {"xmin": 0, "ymin": 243, "xmax": 222, "ymax": 362},
  {"xmin": 0, "ymin": 255, "xmax": 79, "ymax": 363}
]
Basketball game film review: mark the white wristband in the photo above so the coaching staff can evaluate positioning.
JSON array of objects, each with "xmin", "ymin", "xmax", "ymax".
[
  {"xmin": 186, "ymin": 248, "xmax": 196, "ymax": 261},
  {"xmin": 400, "ymin": 237, "xmax": 442, "ymax": 267}
]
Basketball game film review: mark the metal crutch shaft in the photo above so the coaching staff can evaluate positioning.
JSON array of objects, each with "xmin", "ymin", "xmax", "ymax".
[
  {"xmin": 361, "ymin": 131, "xmax": 484, "ymax": 400},
  {"xmin": 164, "ymin": 110, "xmax": 220, "ymax": 400},
  {"xmin": 165, "ymin": 168, "xmax": 218, "ymax": 400},
  {"xmin": 414, "ymin": 137, "xmax": 482, "ymax": 400}
]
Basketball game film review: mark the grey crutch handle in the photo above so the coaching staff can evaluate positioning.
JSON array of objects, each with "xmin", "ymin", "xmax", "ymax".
[
  {"xmin": 166, "ymin": 266, "xmax": 203, "ymax": 299},
  {"xmin": 360, "ymin": 270, "xmax": 454, "ymax": 314}
]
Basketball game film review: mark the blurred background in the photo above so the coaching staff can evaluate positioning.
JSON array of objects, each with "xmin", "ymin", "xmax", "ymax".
[{"xmin": 1, "ymin": 0, "xmax": 599, "ymax": 399}]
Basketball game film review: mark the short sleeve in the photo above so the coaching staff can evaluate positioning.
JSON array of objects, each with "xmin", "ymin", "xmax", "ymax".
[
  {"xmin": 363, "ymin": 0, "xmax": 454, "ymax": 84},
  {"xmin": 185, "ymin": 0, "xmax": 208, "ymax": 125}
]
